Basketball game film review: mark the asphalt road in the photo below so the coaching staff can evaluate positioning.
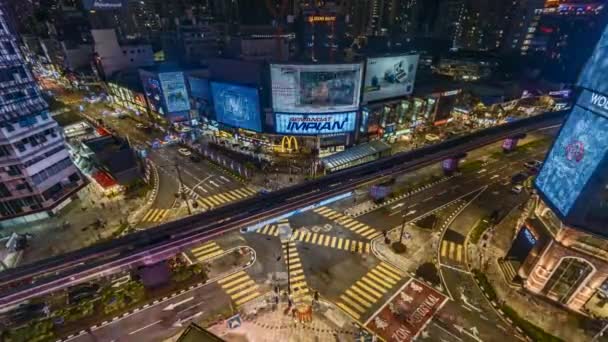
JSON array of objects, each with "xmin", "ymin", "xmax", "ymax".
[
  {"xmin": 35, "ymin": 134, "xmax": 552, "ymax": 342},
  {"xmin": 73, "ymin": 101, "xmax": 249, "ymax": 226}
]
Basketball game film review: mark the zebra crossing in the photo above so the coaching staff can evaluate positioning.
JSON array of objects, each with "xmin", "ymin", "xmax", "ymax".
[
  {"xmin": 440, "ymin": 240, "xmax": 464, "ymax": 263},
  {"xmin": 313, "ymin": 207, "xmax": 381, "ymax": 240},
  {"xmin": 140, "ymin": 208, "xmax": 171, "ymax": 223},
  {"xmin": 292, "ymin": 231, "xmax": 371, "ymax": 254},
  {"xmin": 254, "ymin": 219, "xmax": 290, "ymax": 237},
  {"xmin": 336, "ymin": 262, "xmax": 403, "ymax": 320},
  {"xmin": 217, "ymin": 271, "xmax": 261, "ymax": 306},
  {"xmin": 193, "ymin": 187, "xmax": 257, "ymax": 210},
  {"xmin": 188, "ymin": 241, "xmax": 224, "ymax": 263},
  {"xmin": 283, "ymin": 241, "xmax": 310, "ymax": 303}
]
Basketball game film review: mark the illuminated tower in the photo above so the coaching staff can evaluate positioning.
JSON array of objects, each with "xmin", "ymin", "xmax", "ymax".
[
  {"xmin": 0, "ymin": 5, "xmax": 85, "ymax": 226},
  {"xmin": 503, "ymin": 24, "xmax": 608, "ymax": 314}
]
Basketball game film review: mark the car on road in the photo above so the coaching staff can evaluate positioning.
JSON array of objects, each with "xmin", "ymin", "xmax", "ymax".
[
  {"xmin": 178, "ymin": 148, "xmax": 192, "ymax": 156},
  {"xmin": 135, "ymin": 123, "xmax": 145, "ymax": 129},
  {"xmin": 511, "ymin": 172, "xmax": 529, "ymax": 184},
  {"xmin": 511, "ymin": 185, "xmax": 524, "ymax": 194},
  {"xmin": 189, "ymin": 155, "xmax": 201, "ymax": 163},
  {"xmin": 524, "ymin": 160, "xmax": 543, "ymax": 169}
]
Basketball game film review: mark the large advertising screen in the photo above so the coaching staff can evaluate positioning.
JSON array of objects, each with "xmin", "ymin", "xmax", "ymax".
[
  {"xmin": 363, "ymin": 55, "xmax": 419, "ymax": 102},
  {"xmin": 270, "ymin": 63, "xmax": 363, "ymax": 113},
  {"xmin": 159, "ymin": 72, "xmax": 191, "ymax": 113},
  {"xmin": 210, "ymin": 82, "xmax": 262, "ymax": 132},
  {"xmin": 275, "ymin": 112, "xmax": 356, "ymax": 135},
  {"xmin": 141, "ymin": 75, "xmax": 163, "ymax": 114},
  {"xmin": 535, "ymin": 102, "xmax": 608, "ymax": 216},
  {"xmin": 188, "ymin": 76, "xmax": 212, "ymax": 117}
]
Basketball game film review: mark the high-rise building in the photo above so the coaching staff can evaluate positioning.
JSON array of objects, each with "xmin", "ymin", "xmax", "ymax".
[
  {"xmin": 0, "ymin": 6, "xmax": 85, "ymax": 225},
  {"xmin": 437, "ymin": 0, "xmax": 515, "ymax": 51},
  {"xmin": 514, "ymin": 0, "xmax": 607, "ymax": 83},
  {"xmin": 502, "ymin": 22, "xmax": 608, "ymax": 314}
]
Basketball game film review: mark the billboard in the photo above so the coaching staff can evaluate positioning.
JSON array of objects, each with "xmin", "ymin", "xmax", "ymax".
[
  {"xmin": 275, "ymin": 112, "xmax": 356, "ymax": 135},
  {"xmin": 188, "ymin": 76, "xmax": 212, "ymax": 117},
  {"xmin": 363, "ymin": 55, "xmax": 419, "ymax": 102},
  {"xmin": 535, "ymin": 102, "xmax": 608, "ymax": 216},
  {"xmin": 82, "ymin": 0, "xmax": 125, "ymax": 10},
  {"xmin": 210, "ymin": 82, "xmax": 262, "ymax": 132},
  {"xmin": 159, "ymin": 72, "xmax": 191, "ymax": 113},
  {"xmin": 270, "ymin": 63, "xmax": 363, "ymax": 113},
  {"xmin": 142, "ymin": 75, "xmax": 163, "ymax": 114}
]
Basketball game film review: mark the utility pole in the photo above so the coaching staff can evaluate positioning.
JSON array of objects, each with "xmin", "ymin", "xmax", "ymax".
[
  {"xmin": 399, "ymin": 213, "xmax": 407, "ymax": 244},
  {"xmin": 174, "ymin": 163, "xmax": 192, "ymax": 216}
]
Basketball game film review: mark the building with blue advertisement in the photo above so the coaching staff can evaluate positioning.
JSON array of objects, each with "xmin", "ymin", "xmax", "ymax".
[
  {"xmin": 502, "ymin": 24, "xmax": 608, "ymax": 315},
  {"xmin": 139, "ymin": 65, "xmax": 203, "ymax": 123}
]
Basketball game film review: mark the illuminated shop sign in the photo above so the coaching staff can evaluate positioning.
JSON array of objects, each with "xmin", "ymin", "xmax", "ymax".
[
  {"xmin": 275, "ymin": 112, "xmax": 356, "ymax": 135},
  {"xmin": 307, "ymin": 16, "xmax": 336, "ymax": 23},
  {"xmin": 579, "ymin": 89, "xmax": 608, "ymax": 118}
]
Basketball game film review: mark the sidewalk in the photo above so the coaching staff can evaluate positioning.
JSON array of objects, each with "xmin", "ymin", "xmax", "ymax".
[
  {"xmin": 207, "ymin": 294, "xmax": 360, "ymax": 342},
  {"xmin": 2, "ymin": 182, "xmax": 151, "ymax": 266},
  {"xmin": 482, "ymin": 205, "xmax": 593, "ymax": 341}
]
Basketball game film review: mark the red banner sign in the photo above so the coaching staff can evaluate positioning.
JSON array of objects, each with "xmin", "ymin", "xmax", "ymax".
[{"xmin": 366, "ymin": 279, "xmax": 448, "ymax": 342}]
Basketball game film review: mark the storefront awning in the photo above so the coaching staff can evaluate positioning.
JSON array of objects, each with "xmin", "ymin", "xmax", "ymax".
[
  {"xmin": 92, "ymin": 170, "xmax": 117, "ymax": 189},
  {"xmin": 96, "ymin": 127, "xmax": 111, "ymax": 136},
  {"xmin": 321, "ymin": 140, "xmax": 391, "ymax": 172}
]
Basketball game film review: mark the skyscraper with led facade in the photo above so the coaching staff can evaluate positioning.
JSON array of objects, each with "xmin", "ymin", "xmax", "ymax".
[{"xmin": 502, "ymin": 22, "xmax": 608, "ymax": 314}]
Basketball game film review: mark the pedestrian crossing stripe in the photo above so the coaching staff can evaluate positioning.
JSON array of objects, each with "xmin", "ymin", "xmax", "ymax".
[
  {"xmin": 336, "ymin": 262, "xmax": 403, "ymax": 320},
  {"xmin": 196, "ymin": 187, "xmax": 256, "ymax": 210},
  {"xmin": 257, "ymin": 224, "xmax": 280, "ymax": 236},
  {"xmin": 440, "ymin": 240, "xmax": 464, "ymax": 263},
  {"xmin": 190, "ymin": 242, "xmax": 224, "ymax": 262},
  {"xmin": 141, "ymin": 208, "xmax": 170, "ymax": 222},
  {"xmin": 313, "ymin": 207, "xmax": 381, "ymax": 240},
  {"xmin": 291, "ymin": 231, "xmax": 371, "ymax": 254},
  {"xmin": 282, "ymin": 241, "xmax": 310, "ymax": 302},
  {"xmin": 218, "ymin": 271, "xmax": 260, "ymax": 306}
]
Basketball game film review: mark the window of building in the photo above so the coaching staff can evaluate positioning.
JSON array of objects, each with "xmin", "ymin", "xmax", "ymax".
[
  {"xmin": 7, "ymin": 165, "xmax": 21, "ymax": 176},
  {"xmin": 15, "ymin": 143, "xmax": 25, "ymax": 153},
  {"xmin": 30, "ymin": 157, "xmax": 73, "ymax": 185},
  {"xmin": 18, "ymin": 115, "xmax": 36, "ymax": 128},
  {"xmin": 542, "ymin": 258, "xmax": 593, "ymax": 304},
  {"xmin": 0, "ymin": 183, "xmax": 11, "ymax": 198},
  {"xmin": 3, "ymin": 41, "xmax": 15, "ymax": 54},
  {"xmin": 0, "ymin": 145, "xmax": 11, "ymax": 158}
]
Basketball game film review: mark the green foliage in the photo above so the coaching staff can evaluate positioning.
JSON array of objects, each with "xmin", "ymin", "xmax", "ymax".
[
  {"xmin": 472, "ymin": 269, "xmax": 564, "ymax": 342},
  {"xmin": 502, "ymin": 305, "xmax": 564, "ymax": 342},
  {"xmin": 459, "ymin": 160, "xmax": 485, "ymax": 173},
  {"xmin": 4, "ymin": 319, "xmax": 55, "ymax": 342},
  {"xmin": 171, "ymin": 263, "xmax": 208, "ymax": 283},
  {"xmin": 471, "ymin": 269, "xmax": 497, "ymax": 302},
  {"xmin": 469, "ymin": 218, "xmax": 492, "ymax": 245}
]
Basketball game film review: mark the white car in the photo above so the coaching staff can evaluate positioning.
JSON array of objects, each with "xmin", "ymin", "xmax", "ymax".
[
  {"xmin": 178, "ymin": 148, "xmax": 192, "ymax": 157},
  {"xmin": 511, "ymin": 185, "xmax": 524, "ymax": 194}
]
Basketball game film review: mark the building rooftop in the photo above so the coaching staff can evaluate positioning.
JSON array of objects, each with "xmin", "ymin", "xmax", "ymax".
[{"xmin": 176, "ymin": 323, "xmax": 224, "ymax": 342}]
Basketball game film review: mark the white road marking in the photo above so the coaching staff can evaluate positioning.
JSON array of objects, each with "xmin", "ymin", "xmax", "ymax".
[
  {"xmin": 163, "ymin": 296, "xmax": 194, "ymax": 311},
  {"xmin": 477, "ymin": 169, "xmax": 487, "ymax": 174},
  {"xmin": 423, "ymin": 196, "xmax": 434, "ymax": 202},
  {"xmin": 210, "ymin": 180, "xmax": 221, "ymax": 188},
  {"xmin": 128, "ymin": 320, "xmax": 162, "ymax": 335},
  {"xmin": 220, "ymin": 176, "xmax": 231, "ymax": 182},
  {"xmin": 490, "ymin": 174, "xmax": 499, "ymax": 179},
  {"xmin": 391, "ymin": 203, "xmax": 405, "ymax": 210}
]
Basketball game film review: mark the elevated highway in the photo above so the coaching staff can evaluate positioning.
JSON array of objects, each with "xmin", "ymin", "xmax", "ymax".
[{"xmin": 0, "ymin": 110, "xmax": 566, "ymax": 308}]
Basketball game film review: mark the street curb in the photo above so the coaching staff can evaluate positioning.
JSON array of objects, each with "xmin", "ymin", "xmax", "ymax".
[
  {"xmin": 369, "ymin": 188, "xmax": 483, "ymax": 295},
  {"xmin": 128, "ymin": 159, "xmax": 159, "ymax": 225},
  {"xmin": 54, "ymin": 246, "xmax": 257, "ymax": 342},
  {"xmin": 347, "ymin": 175, "xmax": 455, "ymax": 218}
]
